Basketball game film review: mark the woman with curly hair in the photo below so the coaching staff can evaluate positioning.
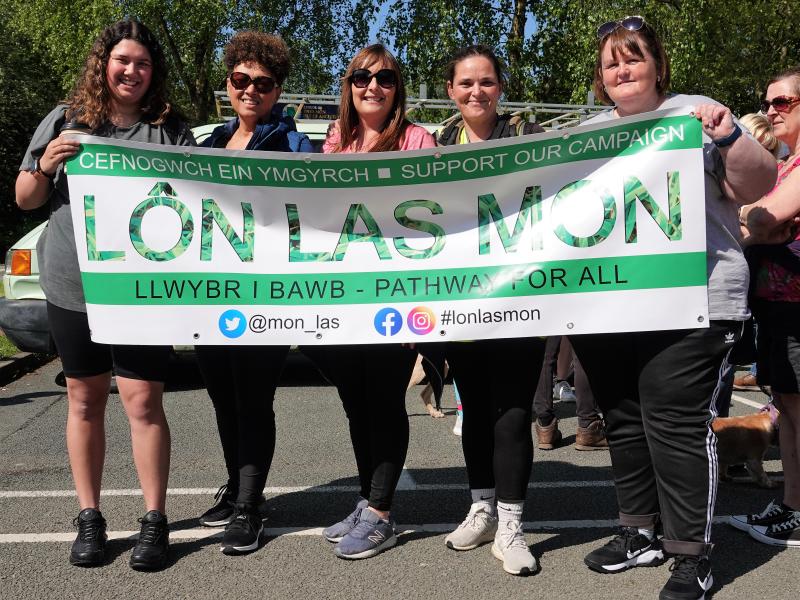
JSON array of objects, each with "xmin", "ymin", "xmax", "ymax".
[
  {"xmin": 194, "ymin": 31, "xmax": 312, "ymax": 556},
  {"xmin": 15, "ymin": 19, "xmax": 194, "ymax": 571}
]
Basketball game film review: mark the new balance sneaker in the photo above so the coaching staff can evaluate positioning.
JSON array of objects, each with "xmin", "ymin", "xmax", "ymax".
[
  {"xmin": 323, "ymin": 498, "xmax": 368, "ymax": 542},
  {"xmin": 491, "ymin": 520, "xmax": 537, "ymax": 576},
  {"xmin": 553, "ymin": 380, "xmax": 576, "ymax": 403},
  {"xmin": 198, "ymin": 483, "xmax": 270, "ymax": 527},
  {"xmin": 333, "ymin": 508, "xmax": 396, "ymax": 560},
  {"xmin": 129, "ymin": 510, "xmax": 170, "ymax": 571},
  {"xmin": 69, "ymin": 508, "xmax": 107, "ymax": 567},
  {"xmin": 445, "ymin": 503, "xmax": 498, "ymax": 550},
  {"xmin": 584, "ymin": 527, "xmax": 666, "ymax": 573},
  {"xmin": 220, "ymin": 504, "xmax": 263, "ymax": 555},
  {"xmin": 659, "ymin": 555, "xmax": 713, "ymax": 600},
  {"xmin": 749, "ymin": 509, "xmax": 800, "ymax": 547},
  {"xmin": 728, "ymin": 499, "xmax": 790, "ymax": 532}
]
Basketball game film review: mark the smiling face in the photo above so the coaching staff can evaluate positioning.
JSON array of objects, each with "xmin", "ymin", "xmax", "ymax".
[
  {"xmin": 765, "ymin": 78, "xmax": 800, "ymax": 148},
  {"xmin": 105, "ymin": 39, "xmax": 153, "ymax": 110},
  {"xmin": 227, "ymin": 61, "xmax": 281, "ymax": 124},
  {"xmin": 447, "ymin": 55, "xmax": 502, "ymax": 128},
  {"xmin": 600, "ymin": 40, "xmax": 661, "ymax": 116},
  {"xmin": 351, "ymin": 58, "xmax": 396, "ymax": 124}
]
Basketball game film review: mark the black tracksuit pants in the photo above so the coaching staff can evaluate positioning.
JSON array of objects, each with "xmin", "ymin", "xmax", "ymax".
[{"xmin": 570, "ymin": 321, "xmax": 740, "ymax": 556}]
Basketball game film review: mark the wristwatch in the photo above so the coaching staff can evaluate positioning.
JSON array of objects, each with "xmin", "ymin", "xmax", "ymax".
[{"xmin": 32, "ymin": 158, "xmax": 55, "ymax": 179}]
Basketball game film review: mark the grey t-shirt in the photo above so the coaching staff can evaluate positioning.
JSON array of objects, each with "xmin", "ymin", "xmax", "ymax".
[
  {"xmin": 585, "ymin": 94, "xmax": 750, "ymax": 321},
  {"xmin": 20, "ymin": 105, "xmax": 195, "ymax": 312}
]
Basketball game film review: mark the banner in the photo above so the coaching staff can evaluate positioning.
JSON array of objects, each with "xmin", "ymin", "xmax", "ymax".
[{"xmin": 66, "ymin": 107, "xmax": 708, "ymax": 345}]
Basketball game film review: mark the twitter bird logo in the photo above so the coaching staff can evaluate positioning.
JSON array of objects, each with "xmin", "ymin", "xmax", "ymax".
[{"xmin": 219, "ymin": 309, "xmax": 247, "ymax": 338}]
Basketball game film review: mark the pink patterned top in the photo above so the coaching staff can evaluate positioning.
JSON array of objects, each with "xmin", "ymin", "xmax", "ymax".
[{"xmin": 322, "ymin": 121, "xmax": 435, "ymax": 153}]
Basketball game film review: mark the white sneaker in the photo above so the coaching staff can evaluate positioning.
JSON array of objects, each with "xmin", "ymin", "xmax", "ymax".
[
  {"xmin": 452, "ymin": 413, "xmax": 463, "ymax": 436},
  {"xmin": 491, "ymin": 520, "xmax": 537, "ymax": 576},
  {"xmin": 553, "ymin": 381, "xmax": 576, "ymax": 403},
  {"xmin": 445, "ymin": 503, "xmax": 497, "ymax": 550}
]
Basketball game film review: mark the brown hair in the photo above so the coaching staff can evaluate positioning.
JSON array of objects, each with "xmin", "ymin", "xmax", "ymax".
[
  {"xmin": 66, "ymin": 19, "xmax": 172, "ymax": 129},
  {"xmin": 768, "ymin": 66, "xmax": 800, "ymax": 96},
  {"xmin": 445, "ymin": 45, "xmax": 506, "ymax": 89},
  {"xmin": 593, "ymin": 20, "xmax": 671, "ymax": 105},
  {"xmin": 224, "ymin": 31, "xmax": 291, "ymax": 85},
  {"xmin": 334, "ymin": 44, "xmax": 409, "ymax": 153}
]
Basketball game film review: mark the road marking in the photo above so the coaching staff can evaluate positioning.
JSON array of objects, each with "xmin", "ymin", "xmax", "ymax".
[
  {"xmin": 0, "ymin": 480, "xmax": 621, "ymax": 499},
  {"xmin": 0, "ymin": 516, "xmax": 744, "ymax": 544},
  {"xmin": 395, "ymin": 465, "xmax": 417, "ymax": 490},
  {"xmin": 731, "ymin": 394, "xmax": 767, "ymax": 410}
]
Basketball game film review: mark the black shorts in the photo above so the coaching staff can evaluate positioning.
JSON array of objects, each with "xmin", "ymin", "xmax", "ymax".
[
  {"xmin": 753, "ymin": 300, "xmax": 800, "ymax": 394},
  {"xmin": 47, "ymin": 301, "xmax": 171, "ymax": 381}
]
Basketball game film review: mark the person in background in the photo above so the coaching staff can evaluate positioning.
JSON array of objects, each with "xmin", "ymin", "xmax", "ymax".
[
  {"xmin": 570, "ymin": 16, "xmax": 776, "ymax": 600},
  {"xmin": 15, "ymin": 19, "xmax": 195, "ymax": 571},
  {"xmin": 732, "ymin": 67, "xmax": 800, "ymax": 547},
  {"xmin": 195, "ymin": 31, "xmax": 312, "ymax": 556},
  {"xmin": 308, "ymin": 43, "xmax": 435, "ymax": 560},
  {"xmin": 434, "ymin": 44, "xmax": 547, "ymax": 577}
]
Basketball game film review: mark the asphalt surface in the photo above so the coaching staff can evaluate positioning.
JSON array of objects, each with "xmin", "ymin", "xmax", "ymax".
[{"xmin": 0, "ymin": 359, "xmax": 795, "ymax": 599}]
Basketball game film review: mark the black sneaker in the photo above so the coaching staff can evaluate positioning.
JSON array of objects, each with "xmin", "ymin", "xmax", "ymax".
[
  {"xmin": 220, "ymin": 503, "xmax": 263, "ymax": 555},
  {"xmin": 749, "ymin": 509, "xmax": 800, "ymax": 547},
  {"xmin": 728, "ymin": 499, "xmax": 790, "ymax": 532},
  {"xmin": 69, "ymin": 508, "xmax": 107, "ymax": 567},
  {"xmin": 199, "ymin": 484, "xmax": 270, "ymax": 527},
  {"xmin": 129, "ymin": 510, "xmax": 169, "ymax": 571},
  {"xmin": 659, "ymin": 555, "xmax": 713, "ymax": 600},
  {"xmin": 584, "ymin": 527, "xmax": 667, "ymax": 573}
]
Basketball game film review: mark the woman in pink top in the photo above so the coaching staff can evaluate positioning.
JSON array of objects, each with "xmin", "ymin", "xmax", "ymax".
[{"xmin": 309, "ymin": 44, "xmax": 434, "ymax": 560}]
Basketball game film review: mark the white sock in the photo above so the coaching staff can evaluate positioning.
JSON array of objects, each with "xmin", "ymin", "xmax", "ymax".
[
  {"xmin": 638, "ymin": 527, "xmax": 655, "ymax": 540},
  {"xmin": 471, "ymin": 488, "xmax": 496, "ymax": 514},
  {"xmin": 496, "ymin": 501, "xmax": 524, "ymax": 526}
]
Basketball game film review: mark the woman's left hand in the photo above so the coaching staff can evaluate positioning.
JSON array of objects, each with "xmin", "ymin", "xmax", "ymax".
[{"xmin": 694, "ymin": 103, "xmax": 737, "ymax": 143}]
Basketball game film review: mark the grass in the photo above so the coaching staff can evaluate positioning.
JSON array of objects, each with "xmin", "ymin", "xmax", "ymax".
[{"xmin": 0, "ymin": 282, "xmax": 22, "ymax": 358}]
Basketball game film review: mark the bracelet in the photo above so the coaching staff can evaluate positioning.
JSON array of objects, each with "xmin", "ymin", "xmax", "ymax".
[
  {"xmin": 713, "ymin": 124, "xmax": 742, "ymax": 148},
  {"xmin": 33, "ymin": 158, "xmax": 56, "ymax": 180}
]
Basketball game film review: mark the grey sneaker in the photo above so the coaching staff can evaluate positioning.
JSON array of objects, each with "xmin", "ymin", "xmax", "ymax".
[
  {"xmin": 553, "ymin": 380, "xmax": 576, "ymax": 402},
  {"xmin": 333, "ymin": 508, "xmax": 397, "ymax": 560},
  {"xmin": 491, "ymin": 520, "xmax": 537, "ymax": 576},
  {"xmin": 445, "ymin": 503, "xmax": 498, "ymax": 550},
  {"xmin": 323, "ymin": 498, "xmax": 368, "ymax": 542}
]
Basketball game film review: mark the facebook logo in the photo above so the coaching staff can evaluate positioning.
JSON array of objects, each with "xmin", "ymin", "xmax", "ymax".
[{"xmin": 373, "ymin": 308, "xmax": 402, "ymax": 336}]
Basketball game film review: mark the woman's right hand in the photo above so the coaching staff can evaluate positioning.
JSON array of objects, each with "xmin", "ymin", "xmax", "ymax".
[{"xmin": 38, "ymin": 136, "xmax": 81, "ymax": 176}]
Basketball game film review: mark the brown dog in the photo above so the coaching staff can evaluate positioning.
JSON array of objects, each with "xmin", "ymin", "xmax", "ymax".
[{"xmin": 712, "ymin": 407, "xmax": 779, "ymax": 489}]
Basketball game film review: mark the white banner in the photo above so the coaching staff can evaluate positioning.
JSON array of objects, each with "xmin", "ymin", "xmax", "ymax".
[{"xmin": 66, "ymin": 107, "xmax": 709, "ymax": 345}]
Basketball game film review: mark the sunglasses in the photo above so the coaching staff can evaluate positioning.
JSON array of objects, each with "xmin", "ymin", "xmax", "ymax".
[
  {"xmin": 349, "ymin": 68, "xmax": 397, "ymax": 89},
  {"xmin": 761, "ymin": 95, "xmax": 800, "ymax": 113},
  {"xmin": 228, "ymin": 71, "xmax": 277, "ymax": 94},
  {"xmin": 597, "ymin": 15, "xmax": 646, "ymax": 39}
]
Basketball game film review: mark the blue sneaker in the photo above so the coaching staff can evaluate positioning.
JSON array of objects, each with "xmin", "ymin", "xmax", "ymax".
[
  {"xmin": 323, "ymin": 498, "xmax": 368, "ymax": 543},
  {"xmin": 333, "ymin": 508, "xmax": 397, "ymax": 560}
]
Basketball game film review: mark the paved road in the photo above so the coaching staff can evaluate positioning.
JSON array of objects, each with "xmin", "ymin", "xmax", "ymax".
[{"xmin": 0, "ymin": 359, "xmax": 794, "ymax": 599}]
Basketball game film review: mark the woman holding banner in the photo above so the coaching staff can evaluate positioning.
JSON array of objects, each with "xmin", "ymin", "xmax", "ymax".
[
  {"xmin": 307, "ymin": 43, "xmax": 435, "ymax": 560},
  {"xmin": 194, "ymin": 31, "xmax": 312, "ymax": 556},
  {"xmin": 433, "ymin": 45, "xmax": 547, "ymax": 576},
  {"xmin": 568, "ymin": 16, "xmax": 775, "ymax": 599},
  {"xmin": 15, "ymin": 20, "xmax": 194, "ymax": 570}
]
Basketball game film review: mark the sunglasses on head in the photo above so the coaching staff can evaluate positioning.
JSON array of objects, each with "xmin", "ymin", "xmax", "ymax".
[
  {"xmin": 229, "ymin": 71, "xmax": 277, "ymax": 94},
  {"xmin": 597, "ymin": 15, "xmax": 646, "ymax": 39},
  {"xmin": 349, "ymin": 68, "xmax": 397, "ymax": 89},
  {"xmin": 761, "ymin": 95, "xmax": 800, "ymax": 113}
]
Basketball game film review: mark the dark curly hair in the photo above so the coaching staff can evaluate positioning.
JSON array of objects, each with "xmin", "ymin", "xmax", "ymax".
[
  {"xmin": 66, "ymin": 19, "xmax": 172, "ymax": 129},
  {"xmin": 224, "ymin": 31, "xmax": 291, "ymax": 85}
]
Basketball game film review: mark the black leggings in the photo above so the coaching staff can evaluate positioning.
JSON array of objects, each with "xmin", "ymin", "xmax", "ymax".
[
  {"xmin": 303, "ymin": 344, "xmax": 416, "ymax": 511},
  {"xmin": 196, "ymin": 345, "xmax": 289, "ymax": 505},
  {"xmin": 446, "ymin": 337, "xmax": 546, "ymax": 503}
]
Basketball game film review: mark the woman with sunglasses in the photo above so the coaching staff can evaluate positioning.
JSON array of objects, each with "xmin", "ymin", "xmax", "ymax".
[
  {"xmin": 15, "ymin": 19, "xmax": 194, "ymax": 571},
  {"xmin": 308, "ymin": 43, "xmax": 434, "ymax": 560},
  {"xmin": 568, "ymin": 16, "xmax": 775, "ymax": 599},
  {"xmin": 433, "ymin": 44, "xmax": 547, "ymax": 577},
  {"xmin": 195, "ymin": 31, "xmax": 312, "ymax": 556},
  {"xmin": 733, "ymin": 66, "xmax": 800, "ymax": 548}
]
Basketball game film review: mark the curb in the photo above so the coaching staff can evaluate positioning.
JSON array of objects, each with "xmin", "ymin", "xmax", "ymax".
[{"xmin": 0, "ymin": 352, "xmax": 54, "ymax": 386}]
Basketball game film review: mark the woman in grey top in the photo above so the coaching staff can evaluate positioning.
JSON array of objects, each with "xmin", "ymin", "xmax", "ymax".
[
  {"xmin": 15, "ymin": 19, "xmax": 194, "ymax": 571},
  {"xmin": 568, "ymin": 16, "xmax": 775, "ymax": 600}
]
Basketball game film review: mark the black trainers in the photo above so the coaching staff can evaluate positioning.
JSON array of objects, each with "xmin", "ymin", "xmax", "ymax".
[
  {"xmin": 584, "ymin": 526, "xmax": 667, "ymax": 573},
  {"xmin": 749, "ymin": 509, "xmax": 800, "ymax": 547},
  {"xmin": 220, "ymin": 503, "xmax": 264, "ymax": 555},
  {"xmin": 728, "ymin": 499, "xmax": 790, "ymax": 532},
  {"xmin": 659, "ymin": 555, "xmax": 713, "ymax": 600},
  {"xmin": 199, "ymin": 484, "xmax": 270, "ymax": 527},
  {"xmin": 129, "ymin": 510, "xmax": 169, "ymax": 571},
  {"xmin": 69, "ymin": 508, "xmax": 107, "ymax": 567}
]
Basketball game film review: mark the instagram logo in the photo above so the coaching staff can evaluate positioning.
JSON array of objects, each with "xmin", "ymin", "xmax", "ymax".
[{"xmin": 407, "ymin": 306, "xmax": 436, "ymax": 335}]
